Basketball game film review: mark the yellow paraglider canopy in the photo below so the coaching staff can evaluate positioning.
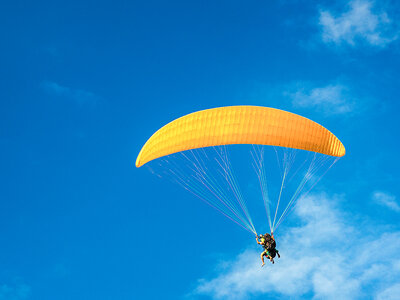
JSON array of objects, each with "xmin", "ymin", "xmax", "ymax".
[{"xmin": 136, "ymin": 106, "xmax": 345, "ymax": 168}]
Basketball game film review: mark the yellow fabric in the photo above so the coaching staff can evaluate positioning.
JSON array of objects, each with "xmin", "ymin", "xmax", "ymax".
[{"xmin": 136, "ymin": 106, "xmax": 345, "ymax": 167}]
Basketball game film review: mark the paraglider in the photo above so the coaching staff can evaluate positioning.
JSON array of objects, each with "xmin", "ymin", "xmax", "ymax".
[
  {"xmin": 256, "ymin": 232, "xmax": 280, "ymax": 267},
  {"xmin": 135, "ymin": 106, "xmax": 345, "ymax": 168},
  {"xmin": 136, "ymin": 105, "xmax": 345, "ymax": 265}
]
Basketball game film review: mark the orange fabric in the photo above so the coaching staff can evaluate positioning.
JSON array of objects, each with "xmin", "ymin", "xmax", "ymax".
[{"xmin": 136, "ymin": 106, "xmax": 345, "ymax": 167}]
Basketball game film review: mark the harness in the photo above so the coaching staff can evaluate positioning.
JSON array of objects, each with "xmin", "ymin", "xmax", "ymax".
[{"xmin": 261, "ymin": 234, "xmax": 275, "ymax": 251}]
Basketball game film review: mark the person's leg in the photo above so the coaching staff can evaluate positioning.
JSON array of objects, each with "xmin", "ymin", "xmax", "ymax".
[
  {"xmin": 268, "ymin": 255, "xmax": 274, "ymax": 264},
  {"xmin": 265, "ymin": 250, "xmax": 274, "ymax": 264},
  {"xmin": 260, "ymin": 252, "xmax": 266, "ymax": 267}
]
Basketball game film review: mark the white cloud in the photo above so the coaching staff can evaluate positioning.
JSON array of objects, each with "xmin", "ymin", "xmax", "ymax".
[
  {"xmin": 288, "ymin": 83, "xmax": 354, "ymax": 115},
  {"xmin": 319, "ymin": 0, "xmax": 398, "ymax": 47},
  {"xmin": 193, "ymin": 194, "xmax": 400, "ymax": 299},
  {"xmin": 377, "ymin": 283, "xmax": 400, "ymax": 300},
  {"xmin": 42, "ymin": 81, "xmax": 98, "ymax": 105},
  {"xmin": 372, "ymin": 191, "xmax": 400, "ymax": 212}
]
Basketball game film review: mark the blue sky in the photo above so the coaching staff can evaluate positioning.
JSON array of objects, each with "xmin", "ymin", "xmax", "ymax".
[{"xmin": 1, "ymin": 0, "xmax": 400, "ymax": 299}]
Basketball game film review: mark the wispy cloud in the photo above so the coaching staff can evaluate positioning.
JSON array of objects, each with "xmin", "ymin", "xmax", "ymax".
[
  {"xmin": 319, "ymin": 0, "xmax": 398, "ymax": 47},
  {"xmin": 192, "ymin": 194, "xmax": 400, "ymax": 299},
  {"xmin": 0, "ymin": 283, "xmax": 31, "ymax": 300},
  {"xmin": 372, "ymin": 191, "xmax": 400, "ymax": 212},
  {"xmin": 287, "ymin": 83, "xmax": 354, "ymax": 115},
  {"xmin": 376, "ymin": 283, "xmax": 400, "ymax": 300},
  {"xmin": 41, "ymin": 81, "xmax": 99, "ymax": 106}
]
